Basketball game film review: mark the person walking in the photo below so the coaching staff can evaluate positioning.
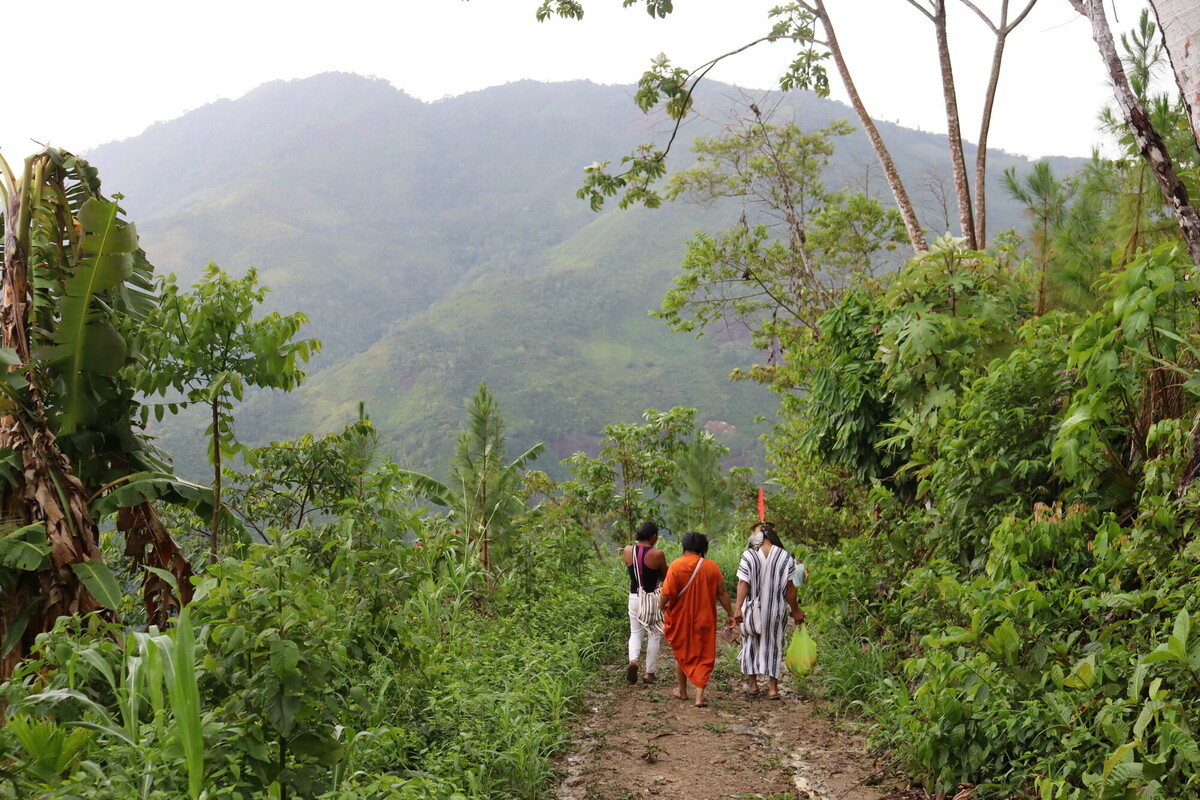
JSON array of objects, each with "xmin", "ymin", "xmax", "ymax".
[
  {"xmin": 623, "ymin": 521, "xmax": 667, "ymax": 683},
  {"xmin": 660, "ymin": 531, "xmax": 734, "ymax": 708},
  {"xmin": 733, "ymin": 521, "xmax": 805, "ymax": 700}
]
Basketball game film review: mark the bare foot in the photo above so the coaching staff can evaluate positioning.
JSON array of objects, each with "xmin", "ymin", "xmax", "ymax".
[
  {"xmin": 694, "ymin": 701, "xmax": 708, "ymax": 708},
  {"xmin": 672, "ymin": 687, "xmax": 689, "ymax": 701}
]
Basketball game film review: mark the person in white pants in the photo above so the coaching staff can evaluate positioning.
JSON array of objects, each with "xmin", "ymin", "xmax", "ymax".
[{"xmin": 623, "ymin": 521, "xmax": 667, "ymax": 683}]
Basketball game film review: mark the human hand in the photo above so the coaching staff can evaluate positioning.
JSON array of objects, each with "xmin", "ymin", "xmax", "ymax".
[{"xmin": 791, "ymin": 609, "xmax": 806, "ymax": 624}]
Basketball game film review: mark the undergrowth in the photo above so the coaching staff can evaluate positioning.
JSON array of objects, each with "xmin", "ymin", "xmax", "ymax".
[{"xmin": 0, "ymin": 523, "xmax": 625, "ymax": 799}]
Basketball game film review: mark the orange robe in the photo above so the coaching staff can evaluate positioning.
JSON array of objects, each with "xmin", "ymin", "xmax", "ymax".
[{"xmin": 661, "ymin": 553, "xmax": 724, "ymax": 689}]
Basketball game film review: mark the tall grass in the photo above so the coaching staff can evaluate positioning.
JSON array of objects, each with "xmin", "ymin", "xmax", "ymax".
[
  {"xmin": 152, "ymin": 608, "xmax": 204, "ymax": 798},
  {"xmin": 1, "ymin": 523, "xmax": 626, "ymax": 799},
  {"xmin": 803, "ymin": 616, "xmax": 903, "ymax": 714},
  {"xmin": 4, "ymin": 614, "xmax": 209, "ymax": 799}
]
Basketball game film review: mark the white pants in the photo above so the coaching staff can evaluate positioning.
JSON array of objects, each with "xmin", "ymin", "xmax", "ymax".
[{"xmin": 627, "ymin": 593, "xmax": 662, "ymax": 674}]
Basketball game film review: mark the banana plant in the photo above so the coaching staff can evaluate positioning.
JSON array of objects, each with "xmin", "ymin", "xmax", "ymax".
[{"xmin": 0, "ymin": 148, "xmax": 204, "ymax": 677}]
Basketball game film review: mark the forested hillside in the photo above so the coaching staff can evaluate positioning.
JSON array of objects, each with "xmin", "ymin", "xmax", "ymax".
[{"xmin": 87, "ymin": 72, "xmax": 1077, "ymax": 480}]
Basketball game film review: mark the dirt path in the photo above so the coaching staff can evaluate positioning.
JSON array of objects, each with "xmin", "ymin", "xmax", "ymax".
[{"xmin": 556, "ymin": 641, "xmax": 908, "ymax": 800}]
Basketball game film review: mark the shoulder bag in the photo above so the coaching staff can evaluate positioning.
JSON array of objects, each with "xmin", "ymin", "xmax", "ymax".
[
  {"xmin": 740, "ymin": 596, "xmax": 762, "ymax": 636},
  {"xmin": 634, "ymin": 547, "xmax": 663, "ymax": 633},
  {"xmin": 740, "ymin": 551, "xmax": 763, "ymax": 636}
]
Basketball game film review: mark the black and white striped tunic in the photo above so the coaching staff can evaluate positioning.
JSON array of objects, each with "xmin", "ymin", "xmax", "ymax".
[{"xmin": 737, "ymin": 544, "xmax": 795, "ymax": 679}]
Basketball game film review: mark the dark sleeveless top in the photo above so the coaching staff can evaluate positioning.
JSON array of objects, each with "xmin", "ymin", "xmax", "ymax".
[{"xmin": 627, "ymin": 544, "xmax": 664, "ymax": 594}]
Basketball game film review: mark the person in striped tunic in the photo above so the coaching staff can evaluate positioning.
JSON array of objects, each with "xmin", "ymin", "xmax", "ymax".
[{"xmin": 733, "ymin": 522, "xmax": 806, "ymax": 699}]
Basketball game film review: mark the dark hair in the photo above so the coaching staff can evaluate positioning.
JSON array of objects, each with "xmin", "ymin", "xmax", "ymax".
[
  {"xmin": 681, "ymin": 531, "xmax": 709, "ymax": 556},
  {"xmin": 635, "ymin": 521, "xmax": 659, "ymax": 542},
  {"xmin": 755, "ymin": 521, "xmax": 784, "ymax": 550}
]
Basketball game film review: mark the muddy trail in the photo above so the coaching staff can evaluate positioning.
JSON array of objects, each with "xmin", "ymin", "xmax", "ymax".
[{"xmin": 555, "ymin": 642, "xmax": 911, "ymax": 800}]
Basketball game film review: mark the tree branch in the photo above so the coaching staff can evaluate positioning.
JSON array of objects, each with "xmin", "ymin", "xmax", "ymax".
[{"xmin": 1071, "ymin": 0, "xmax": 1200, "ymax": 266}]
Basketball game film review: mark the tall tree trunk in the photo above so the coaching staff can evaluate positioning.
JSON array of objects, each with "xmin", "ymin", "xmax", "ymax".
[
  {"xmin": 807, "ymin": 0, "xmax": 929, "ymax": 251},
  {"xmin": 972, "ymin": 30, "xmax": 1006, "ymax": 248},
  {"xmin": 1148, "ymin": 0, "xmax": 1200, "ymax": 152},
  {"xmin": 0, "ymin": 425, "xmax": 103, "ymax": 679},
  {"xmin": 1036, "ymin": 216, "xmax": 1049, "ymax": 315},
  {"xmin": 1070, "ymin": 0, "xmax": 1200, "ymax": 266},
  {"xmin": 210, "ymin": 399, "xmax": 222, "ymax": 562},
  {"xmin": 932, "ymin": 0, "xmax": 979, "ymax": 248}
]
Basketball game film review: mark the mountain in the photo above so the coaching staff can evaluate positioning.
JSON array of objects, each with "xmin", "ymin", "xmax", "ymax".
[{"xmin": 86, "ymin": 72, "xmax": 1087, "ymax": 481}]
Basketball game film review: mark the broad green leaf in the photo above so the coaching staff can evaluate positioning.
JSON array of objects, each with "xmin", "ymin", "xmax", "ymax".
[
  {"xmin": 269, "ymin": 637, "xmax": 300, "ymax": 678},
  {"xmin": 70, "ymin": 560, "xmax": 124, "ymax": 609},
  {"xmin": 77, "ymin": 647, "xmax": 116, "ymax": 688},
  {"xmin": 1064, "ymin": 655, "xmax": 1096, "ymax": 689},
  {"xmin": 265, "ymin": 692, "xmax": 301, "ymax": 736},
  {"xmin": 1171, "ymin": 609, "xmax": 1190, "ymax": 647},
  {"xmin": 1105, "ymin": 760, "xmax": 1142, "ymax": 785},
  {"xmin": 289, "ymin": 731, "xmax": 341, "ymax": 764},
  {"xmin": 396, "ymin": 469, "xmax": 459, "ymax": 509},
  {"xmin": 1141, "ymin": 647, "xmax": 1183, "ymax": 664},
  {"xmin": 1167, "ymin": 635, "xmax": 1188, "ymax": 663},
  {"xmin": 1159, "ymin": 722, "xmax": 1200, "ymax": 764},
  {"xmin": 983, "ymin": 619, "xmax": 1021, "ymax": 663},
  {"xmin": 0, "ymin": 524, "xmax": 51, "ymax": 570},
  {"xmin": 15, "ymin": 688, "xmax": 116, "ymax": 724},
  {"xmin": 78, "ymin": 200, "xmax": 137, "ymax": 255},
  {"xmin": 92, "ymin": 472, "xmax": 214, "ymax": 519},
  {"xmin": 54, "ymin": 197, "xmax": 140, "ymax": 433},
  {"xmin": 1102, "ymin": 741, "xmax": 1140, "ymax": 778},
  {"xmin": 78, "ymin": 321, "xmax": 127, "ymax": 376}
]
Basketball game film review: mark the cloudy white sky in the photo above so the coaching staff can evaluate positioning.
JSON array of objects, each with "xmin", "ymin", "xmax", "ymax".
[{"xmin": 1, "ymin": 0, "xmax": 1148, "ymax": 168}]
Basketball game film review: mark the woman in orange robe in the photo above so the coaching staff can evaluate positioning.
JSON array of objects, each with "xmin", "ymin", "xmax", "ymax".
[{"xmin": 660, "ymin": 531, "xmax": 734, "ymax": 707}]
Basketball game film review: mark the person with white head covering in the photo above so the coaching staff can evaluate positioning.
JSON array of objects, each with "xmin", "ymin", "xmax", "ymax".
[{"xmin": 733, "ymin": 521, "xmax": 805, "ymax": 699}]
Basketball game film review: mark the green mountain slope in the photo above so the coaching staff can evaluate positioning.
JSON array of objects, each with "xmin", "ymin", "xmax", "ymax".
[{"xmin": 86, "ymin": 72, "xmax": 1086, "ymax": 481}]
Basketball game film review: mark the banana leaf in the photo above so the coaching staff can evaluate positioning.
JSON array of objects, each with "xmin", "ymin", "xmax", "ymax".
[
  {"xmin": 48, "ymin": 197, "xmax": 138, "ymax": 433},
  {"xmin": 92, "ymin": 471, "xmax": 214, "ymax": 519},
  {"xmin": 0, "ymin": 524, "xmax": 51, "ymax": 571},
  {"xmin": 396, "ymin": 469, "xmax": 460, "ymax": 509},
  {"xmin": 70, "ymin": 560, "xmax": 124, "ymax": 610}
]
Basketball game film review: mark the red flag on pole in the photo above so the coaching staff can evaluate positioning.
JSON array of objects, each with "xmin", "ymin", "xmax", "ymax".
[{"xmin": 757, "ymin": 488, "xmax": 766, "ymax": 522}]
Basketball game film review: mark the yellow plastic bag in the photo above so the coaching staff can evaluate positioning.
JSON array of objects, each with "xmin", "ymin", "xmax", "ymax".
[{"xmin": 786, "ymin": 624, "xmax": 817, "ymax": 677}]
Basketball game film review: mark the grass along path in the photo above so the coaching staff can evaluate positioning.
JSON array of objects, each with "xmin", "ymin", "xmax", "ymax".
[{"xmin": 555, "ymin": 638, "xmax": 907, "ymax": 800}]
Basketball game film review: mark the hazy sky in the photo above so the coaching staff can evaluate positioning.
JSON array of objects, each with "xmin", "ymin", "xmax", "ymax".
[{"xmin": 1, "ymin": 0, "xmax": 1148, "ymax": 169}]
